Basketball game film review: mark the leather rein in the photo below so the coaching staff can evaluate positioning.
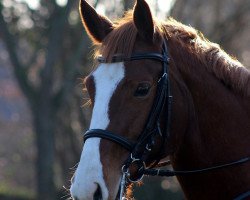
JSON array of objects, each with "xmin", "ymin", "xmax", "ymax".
[{"xmin": 83, "ymin": 39, "xmax": 250, "ymax": 200}]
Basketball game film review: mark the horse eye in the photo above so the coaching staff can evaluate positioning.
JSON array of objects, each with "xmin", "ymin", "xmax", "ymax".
[{"xmin": 134, "ymin": 83, "xmax": 151, "ymax": 97}]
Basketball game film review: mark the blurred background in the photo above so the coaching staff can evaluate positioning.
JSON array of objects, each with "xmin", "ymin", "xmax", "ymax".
[{"xmin": 0, "ymin": 0, "xmax": 249, "ymax": 199}]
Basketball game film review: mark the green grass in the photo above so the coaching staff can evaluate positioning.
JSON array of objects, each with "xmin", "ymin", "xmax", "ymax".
[{"xmin": 0, "ymin": 183, "xmax": 35, "ymax": 200}]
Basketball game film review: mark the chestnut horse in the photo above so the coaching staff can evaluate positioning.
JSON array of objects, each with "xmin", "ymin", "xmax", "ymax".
[{"xmin": 70, "ymin": 0, "xmax": 250, "ymax": 199}]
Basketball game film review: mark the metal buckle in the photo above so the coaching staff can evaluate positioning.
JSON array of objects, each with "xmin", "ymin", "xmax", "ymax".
[
  {"xmin": 126, "ymin": 154, "xmax": 146, "ymax": 183},
  {"xmin": 158, "ymin": 72, "xmax": 167, "ymax": 83},
  {"xmin": 119, "ymin": 166, "xmax": 129, "ymax": 200},
  {"xmin": 146, "ymin": 143, "xmax": 152, "ymax": 151}
]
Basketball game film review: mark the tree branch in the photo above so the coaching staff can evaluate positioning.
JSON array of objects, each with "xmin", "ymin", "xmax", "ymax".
[
  {"xmin": 0, "ymin": 4, "xmax": 36, "ymax": 100},
  {"xmin": 210, "ymin": 1, "xmax": 250, "ymax": 47},
  {"xmin": 40, "ymin": 1, "xmax": 75, "ymax": 92},
  {"xmin": 123, "ymin": 0, "xmax": 135, "ymax": 11},
  {"xmin": 94, "ymin": 0, "xmax": 100, "ymax": 9},
  {"xmin": 53, "ymin": 32, "xmax": 91, "ymax": 108}
]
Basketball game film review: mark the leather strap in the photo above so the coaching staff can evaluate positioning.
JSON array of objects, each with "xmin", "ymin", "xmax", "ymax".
[
  {"xmin": 143, "ymin": 157, "xmax": 250, "ymax": 177},
  {"xmin": 82, "ymin": 38, "xmax": 250, "ymax": 188},
  {"xmin": 84, "ymin": 39, "xmax": 172, "ymax": 181},
  {"xmin": 84, "ymin": 129, "xmax": 135, "ymax": 151},
  {"xmin": 97, "ymin": 53, "xmax": 166, "ymax": 63}
]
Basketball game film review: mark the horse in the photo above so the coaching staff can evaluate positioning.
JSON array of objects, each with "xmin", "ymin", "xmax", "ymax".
[{"xmin": 70, "ymin": 0, "xmax": 250, "ymax": 199}]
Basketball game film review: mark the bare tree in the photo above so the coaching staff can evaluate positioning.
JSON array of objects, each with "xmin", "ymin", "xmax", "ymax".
[
  {"xmin": 0, "ymin": 0, "xmax": 92, "ymax": 199},
  {"xmin": 171, "ymin": 0, "xmax": 250, "ymax": 60}
]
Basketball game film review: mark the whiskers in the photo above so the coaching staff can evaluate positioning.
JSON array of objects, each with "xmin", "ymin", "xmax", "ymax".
[
  {"xmin": 61, "ymin": 185, "xmax": 72, "ymax": 200},
  {"xmin": 61, "ymin": 163, "xmax": 79, "ymax": 200},
  {"xmin": 77, "ymin": 77, "xmax": 92, "ymax": 107},
  {"xmin": 70, "ymin": 162, "xmax": 79, "ymax": 171}
]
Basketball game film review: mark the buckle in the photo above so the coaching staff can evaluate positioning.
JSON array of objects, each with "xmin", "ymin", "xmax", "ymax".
[
  {"xmin": 119, "ymin": 166, "xmax": 128, "ymax": 200},
  {"xmin": 125, "ymin": 155, "xmax": 146, "ymax": 182},
  {"xmin": 158, "ymin": 72, "xmax": 168, "ymax": 83}
]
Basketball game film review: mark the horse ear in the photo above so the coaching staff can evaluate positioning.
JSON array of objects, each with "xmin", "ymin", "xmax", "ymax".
[
  {"xmin": 133, "ymin": 0, "xmax": 154, "ymax": 42},
  {"xmin": 79, "ymin": 0, "xmax": 113, "ymax": 43}
]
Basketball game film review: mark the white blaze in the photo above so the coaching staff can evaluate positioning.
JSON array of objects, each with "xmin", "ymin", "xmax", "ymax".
[{"xmin": 70, "ymin": 62, "xmax": 125, "ymax": 200}]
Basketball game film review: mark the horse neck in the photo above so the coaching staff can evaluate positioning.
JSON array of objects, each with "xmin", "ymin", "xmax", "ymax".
[{"xmin": 167, "ymin": 40, "xmax": 250, "ymax": 199}]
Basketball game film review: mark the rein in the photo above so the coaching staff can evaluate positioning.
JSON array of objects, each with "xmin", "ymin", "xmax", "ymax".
[
  {"xmin": 83, "ymin": 39, "xmax": 250, "ymax": 200},
  {"xmin": 142, "ymin": 157, "xmax": 250, "ymax": 177}
]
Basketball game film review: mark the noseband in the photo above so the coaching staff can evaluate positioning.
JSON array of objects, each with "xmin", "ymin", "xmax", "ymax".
[{"xmin": 83, "ymin": 39, "xmax": 250, "ymax": 200}]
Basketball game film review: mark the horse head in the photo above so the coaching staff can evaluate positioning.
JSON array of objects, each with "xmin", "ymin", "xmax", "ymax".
[{"xmin": 70, "ymin": 0, "xmax": 250, "ymax": 200}]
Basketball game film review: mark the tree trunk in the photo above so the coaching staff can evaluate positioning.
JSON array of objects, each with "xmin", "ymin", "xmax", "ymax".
[{"xmin": 32, "ymin": 97, "xmax": 56, "ymax": 200}]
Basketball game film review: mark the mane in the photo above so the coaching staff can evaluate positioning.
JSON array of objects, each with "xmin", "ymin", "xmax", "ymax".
[
  {"xmin": 95, "ymin": 11, "xmax": 138, "ymax": 61},
  {"xmin": 94, "ymin": 12, "xmax": 250, "ymax": 96},
  {"xmin": 161, "ymin": 19, "xmax": 250, "ymax": 96}
]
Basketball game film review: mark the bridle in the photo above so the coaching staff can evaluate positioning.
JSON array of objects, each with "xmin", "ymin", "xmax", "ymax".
[
  {"xmin": 83, "ymin": 39, "xmax": 250, "ymax": 200},
  {"xmin": 84, "ymin": 39, "xmax": 172, "ymax": 198}
]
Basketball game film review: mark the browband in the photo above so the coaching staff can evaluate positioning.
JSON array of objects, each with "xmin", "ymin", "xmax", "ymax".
[{"xmin": 97, "ymin": 53, "xmax": 168, "ymax": 63}]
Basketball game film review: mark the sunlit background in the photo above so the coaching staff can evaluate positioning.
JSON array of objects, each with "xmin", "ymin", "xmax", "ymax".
[
  {"xmin": 20, "ymin": 0, "xmax": 174, "ymax": 13},
  {"xmin": 0, "ymin": 0, "xmax": 249, "ymax": 199}
]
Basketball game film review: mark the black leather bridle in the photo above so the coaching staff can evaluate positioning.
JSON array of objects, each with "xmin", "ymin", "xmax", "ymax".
[
  {"xmin": 83, "ymin": 39, "xmax": 250, "ymax": 200},
  {"xmin": 84, "ymin": 39, "xmax": 172, "ymax": 180}
]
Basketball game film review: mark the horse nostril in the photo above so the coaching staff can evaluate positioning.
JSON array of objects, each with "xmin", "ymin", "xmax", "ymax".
[{"xmin": 94, "ymin": 183, "xmax": 102, "ymax": 200}]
